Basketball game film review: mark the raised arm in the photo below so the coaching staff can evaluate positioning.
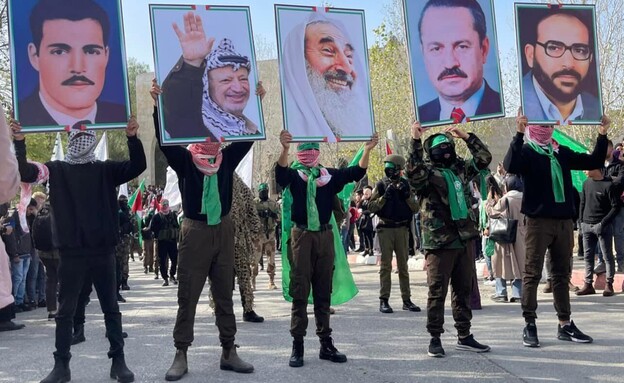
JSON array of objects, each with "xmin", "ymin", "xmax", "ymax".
[
  {"xmin": 406, "ymin": 121, "xmax": 430, "ymax": 193},
  {"xmin": 504, "ymin": 110, "xmax": 528, "ymax": 175},
  {"xmin": 10, "ymin": 121, "xmax": 40, "ymax": 183},
  {"xmin": 109, "ymin": 117, "xmax": 147, "ymax": 185}
]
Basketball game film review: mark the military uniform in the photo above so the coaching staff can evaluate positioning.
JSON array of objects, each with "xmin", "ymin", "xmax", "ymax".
[
  {"xmin": 407, "ymin": 132, "xmax": 491, "ymax": 351},
  {"xmin": 368, "ymin": 154, "xmax": 420, "ymax": 313},
  {"xmin": 116, "ymin": 202, "xmax": 133, "ymax": 292},
  {"xmin": 254, "ymin": 185, "xmax": 280, "ymax": 290}
]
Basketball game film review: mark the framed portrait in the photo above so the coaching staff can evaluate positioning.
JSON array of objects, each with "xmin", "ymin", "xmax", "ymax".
[
  {"xmin": 8, "ymin": 0, "xmax": 130, "ymax": 132},
  {"xmin": 404, "ymin": 0, "xmax": 505, "ymax": 128},
  {"xmin": 275, "ymin": 5, "xmax": 375, "ymax": 143},
  {"xmin": 515, "ymin": 3, "xmax": 603, "ymax": 125},
  {"xmin": 150, "ymin": 4, "xmax": 265, "ymax": 146}
]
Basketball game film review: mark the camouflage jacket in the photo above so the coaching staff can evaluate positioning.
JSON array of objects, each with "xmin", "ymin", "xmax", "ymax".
[
  {"xmin": 255, "ymin": 199, "xmax": 280, "ymax": 239},
  {"xmin": 406, "ymin": 133, "xmax": 492, "ymax": 249}
]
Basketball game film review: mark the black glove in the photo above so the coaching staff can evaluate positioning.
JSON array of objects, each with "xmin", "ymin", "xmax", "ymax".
[{"xmin": 398, "ymin": 182, "xmax": 411, "ymax": 200}]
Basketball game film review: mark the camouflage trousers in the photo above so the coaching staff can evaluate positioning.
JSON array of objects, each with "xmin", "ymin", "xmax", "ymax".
[
  {"xmin": 131, "ymin": 236, "xmax": 142, "ymax": 259},
  {"xmin": 254, "ymin": 235, "xmax": 276, "ymax": 281},
  {"xmin": 115, "ymin": 235, "xmax": 132, "ymax": 281}
]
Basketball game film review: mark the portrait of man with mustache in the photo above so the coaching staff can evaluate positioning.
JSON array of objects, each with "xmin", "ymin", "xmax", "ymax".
[
  {"xmin": 15, "ymin": 0, "xmax": 127, "ymax": 128},
  {"xmin": 517, "ymin": 5, "xmax": 602, "ymax": 124},
  {"xmin": 412, "ymin": 0, "xmax": 503, "ymax": 126},
  {"xmin": 279, "ymin": 7, "xmax": 374, "ymax": 143}
]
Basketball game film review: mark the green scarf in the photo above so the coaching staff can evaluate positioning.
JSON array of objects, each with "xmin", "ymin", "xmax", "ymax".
[
  {"xmin": 478, "ymin": 169, "xmax": 489, "ymax": 200},
  {"xmin": 439, "ymin": 168, "xmax": 468, "ymax": 220},
  {"xmin": 290, "ymin": 161, "xmax": 321, "ymax": 231},
  {"xmin": 201, "ymin": 175, "xmax": 222, "ymax": 225},
  {"xmin": 528, "ymin": 142, "xmax": 565, "ymax": 203}
]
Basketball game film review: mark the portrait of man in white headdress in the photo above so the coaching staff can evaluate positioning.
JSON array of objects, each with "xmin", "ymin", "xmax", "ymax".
[
  {"xmin": 277, "ymin": 7, "xmax": 375, "ymax": 142},
  {"xmin": 150, "ymin": 6, "xmax": 265, "ymax": 145}
]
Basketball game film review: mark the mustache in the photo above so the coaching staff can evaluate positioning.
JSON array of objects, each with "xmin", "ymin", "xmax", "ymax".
[
  {"xmin": 551, "ymin": 69, "xmax": 582, "ymax": 82},
  {"xmin": 62, "ymin": 75, "xmax": 95, "ymax": 86},
  {"xmin": 438, "ymin": 67, "xmax": 468, "ymax": 81},
  {"xmin": 323, "ymin": 70, "xmax": 355, "ymax": 88}
]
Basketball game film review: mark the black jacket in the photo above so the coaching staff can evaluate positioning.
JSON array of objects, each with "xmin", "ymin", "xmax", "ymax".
[
  {"xmin": 504, "ymin": 132, "xmax": 607, "ymax": 219},
  {"xmin": 15, "ymin": 136, "xmax": 146, "ymax": 256}
]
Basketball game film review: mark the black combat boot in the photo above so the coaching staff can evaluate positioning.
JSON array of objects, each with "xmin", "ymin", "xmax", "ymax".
[
  {"xmin": 289, "ymin": 340, "xmax": 304, "ymax": 367},
  {"xmin": 319, "ymin": 336, "xmax": 347, "ymax": 363},
  {"xmin": 110, "ymin": 354, "xmax": 134, "ymax": 383},
  {"xmin": 40, "ymin": 356, "xmax": 71, "ymax": 383}
]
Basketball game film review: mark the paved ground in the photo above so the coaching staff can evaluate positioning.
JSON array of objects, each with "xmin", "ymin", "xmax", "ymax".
[{"xmin": 1, "ymin": 253, "xmax": 623, "ymax": 383}]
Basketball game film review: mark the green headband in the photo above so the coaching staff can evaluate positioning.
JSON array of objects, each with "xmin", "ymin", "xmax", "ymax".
[
  {"xmin": 431, "ymin": 135, "xmax": 450, "ymax": 149},
  {"xmin": 384, "ymin": 162, "xmax": 396, "ymax": 169},
  {"xmin": 258, "ymin": 183, "xmax": 268, "ymax": 191},
  {"xmin": 297, "ymin": 142, "xmax": 320, "ymax": 152}
]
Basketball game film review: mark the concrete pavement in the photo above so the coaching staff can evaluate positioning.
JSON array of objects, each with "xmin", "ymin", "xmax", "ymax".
[{"xmin": 1, "ymin": 254, "xmax": 623, "ymax": 382}]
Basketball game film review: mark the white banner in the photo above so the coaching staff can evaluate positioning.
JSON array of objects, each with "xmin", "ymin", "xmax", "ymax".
[
  {"xmin": 94, "ymin": 132, "xmax": 109, "ymax": 161},
  {"xmin": 235, "ymin": 147, "xmax": 254, "ymax": 188},
  {"xmin": 163, "ymin": 166, "xmax": 182, "ymax": 208}
]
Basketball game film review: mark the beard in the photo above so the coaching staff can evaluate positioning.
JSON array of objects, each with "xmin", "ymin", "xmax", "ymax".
[
  {"xmin": 532, "ymin": 60, "xmax": 584, "ymax": 104},
  {"xmin": 306, "ymin": 63, "xmax": 370, "ymax": 137}
]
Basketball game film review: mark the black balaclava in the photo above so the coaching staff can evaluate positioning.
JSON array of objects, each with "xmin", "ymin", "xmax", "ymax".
[{"xmin": 430, "ymin": 135, "xmax": 456, "ymax": 167}]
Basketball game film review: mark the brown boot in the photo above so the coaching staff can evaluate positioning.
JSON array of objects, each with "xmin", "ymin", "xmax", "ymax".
[
  {"xmin": 542, "ymin": 280, "xmax": 552, "ymax": 293},
  {"xmin": 568, "ymin": 282, "xmax": 580, "ymax": 292},
  {"xmin": 603, "ymin": 282, "xmax": 615, "ymax": 297},
  {"xmin": 576, "ymin": 282, "xmax": 596, "ymax": 296},
  {"xmin": 220, "ymin": 345, "xmax": 254, "ymax": 373},
  {"xmin": 268, "ymin": 277, "xmax": 276, "ymax": 290}
]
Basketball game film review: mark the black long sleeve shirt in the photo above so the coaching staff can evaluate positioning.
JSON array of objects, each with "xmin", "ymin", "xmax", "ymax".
[
  {"xmin": 580, "ymin": 177, "xmax": 620, "ymax": 225},
  {"xmin": 15, "ymin": 136, "xmax": 146, "ymax": 256},
  {"xmin": 153, "ymin": 108, "xmax": 252, "ymax": 222},
  {"xmin": 275, "ymin": 163, "xmax": 366, "ymax": 227},
  {"xmin": 504, "ymin": 132, "xmax": 607, "ymax": 219}
]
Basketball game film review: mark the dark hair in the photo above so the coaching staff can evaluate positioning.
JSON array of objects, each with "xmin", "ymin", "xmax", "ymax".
[
  {"xmin": 418, "ymin": 0, "xmax": 487, "ymax": 45},
  {"xmin": 504, "ymin": 174, "xmax": 524, "ymax": 193},
  {"xmin": 485, "ymin": 175, "xmax": 503, "ymax": 198},
  {"xmin": 364, "ymin": 185, "xmax": 373, "ymax": 191},
  {"xmin": 30, "ymin": 0, "xmax": 111, "ymax": 53},
  {"xmin": 28, "ymin": 198, "xmax": 38, "ymax": 208}
]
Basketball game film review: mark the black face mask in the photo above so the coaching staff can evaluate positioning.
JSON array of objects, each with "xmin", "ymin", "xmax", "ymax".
[
  {"xmin": 430, "ymin": 145, "xmax": 456, "ymax": 167},
  {"xmin": 119, "ymin": 200, "xmax": 128, "ymax": 210},
  {"xmin": 259, "ymin": 190, "xmax": 269, "ymax": 201},
  {"xmin": 384, "ymin": 167, "xmax": 401, "ymax": 181}
]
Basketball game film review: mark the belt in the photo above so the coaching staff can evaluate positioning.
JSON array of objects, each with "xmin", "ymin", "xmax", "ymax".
[
  {"xmin": 295, "ymin": 223, "xmax": 332, "ymax": 232},
  {"xmin": 377, "ymin": 220, "xmax": 410, "ymax": 229}
]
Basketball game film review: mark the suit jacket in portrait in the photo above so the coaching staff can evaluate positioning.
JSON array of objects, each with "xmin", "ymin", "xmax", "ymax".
[
  {"xmin": 18, "ymin": 89, "xmax": 127, "ymax": 127},
  {"xmin": 521, "ymin": 71, "xmax": 601, "ymax": 122},
  {"xmin": 417, "ymin": 80, "xmax": 502, "ymax": 124}
]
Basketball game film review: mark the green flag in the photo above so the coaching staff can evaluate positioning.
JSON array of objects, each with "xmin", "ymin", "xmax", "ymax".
[
  {"xmin": 552, "ymin": 129, "xmax": 589, "ymax": 192},
  {"xmin": 337, "ymin": 145, "xmax": 365, "ymax": 210},
  {"xmin": 281, "ymin": 147, "xmax": 364, "ymax": 305}
]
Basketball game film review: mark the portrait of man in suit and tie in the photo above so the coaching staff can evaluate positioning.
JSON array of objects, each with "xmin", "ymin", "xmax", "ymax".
[
  {"xmin": 404, "ymin": 0, "xmax": 504, "ymax": 127},
  {"xmin": 10, "ymin": 0, "xmax": 129, "ymax": 131},
  {"xmin": 516, "ymin": 4, "xmax": 602, "ymax": 125}
]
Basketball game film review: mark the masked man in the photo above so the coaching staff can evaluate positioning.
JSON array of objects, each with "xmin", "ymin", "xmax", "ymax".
[
  {"xmin": 368, "ymin": 155, "xmax": 421, "ymax": 314},
  {"xmin": 12, "ymin": 117, "xmax": 145, "ymax": 383},
  {"xmin": 254, "ymin": 183, "xmax": 280, "ymax": 290},
  {"xmin": 276, "ymin": 130, "xmax": 378, "ymax": 368},
  {"xmin": 407, "ymin": 122, "xmax": 492, "ymax": 358}
]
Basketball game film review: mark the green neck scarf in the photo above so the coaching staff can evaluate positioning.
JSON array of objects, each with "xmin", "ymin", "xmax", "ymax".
[
  {"xmin": 291, "ymin": 161, "xmax": 321, "ymax": 231},
  {"xmin": 528, "ymin": 142, "xmax": 565, "ymax": 203},
  {"xmin": 479, "ymin": 169, "xmax": 489, "ymax": 200},
  {"xmin": 439, "ymin": 168, "xmax": 469, "ymax": 221},
  {"xmin": 201, "ymin": 175, "xmax": 222, "ymax": 225}
]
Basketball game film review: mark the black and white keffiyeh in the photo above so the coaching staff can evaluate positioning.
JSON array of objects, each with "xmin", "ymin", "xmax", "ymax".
[
  {"xmin": 202, "ymin": 38, "xmax": 251, "ymax": 140},
  {"xmin": 65, "ymin": 128, "xmax": 97, "ymax": 165}
]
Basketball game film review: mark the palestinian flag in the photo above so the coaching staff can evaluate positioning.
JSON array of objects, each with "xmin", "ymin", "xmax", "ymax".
[{"xmin": 128, "ymin": 180, "xmax": 145, "ymax": 246}]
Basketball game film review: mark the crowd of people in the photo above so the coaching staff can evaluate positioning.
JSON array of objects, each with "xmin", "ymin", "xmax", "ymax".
[{"xmin": 0, "ymin": 11, "xmax": 621, "ymax": 381}]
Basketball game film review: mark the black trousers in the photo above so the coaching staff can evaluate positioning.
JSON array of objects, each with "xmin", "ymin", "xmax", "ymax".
[
  {"xmin": 73, "ymin": 276, "xmax": 94, "ymax": 328},
  {"xmin": 54, "ymin": 253, "xmax": 124, "ymax": 360},
  {"xmin": 158, "ymin": 240, "xmax": 178, "ymax": 280}
]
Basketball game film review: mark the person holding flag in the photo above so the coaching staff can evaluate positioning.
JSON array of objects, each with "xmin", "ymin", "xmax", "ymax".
[{"xmin": 276, "ymin": 130, "xmax": 378, "ymax": 368}]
